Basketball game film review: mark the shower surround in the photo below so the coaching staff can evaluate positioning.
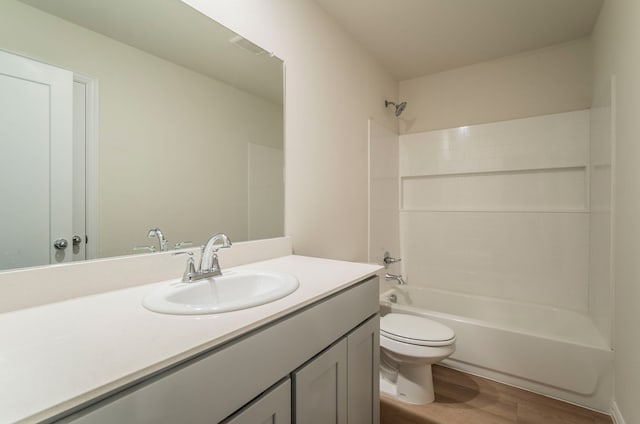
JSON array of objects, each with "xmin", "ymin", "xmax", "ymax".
[
  {"xmin": 400, "ymin": 110, "xmax": 592, "ymax": 312},
  {"xmin": 368, "ymin": 107, "xmax": 614, "ymax": 411}
]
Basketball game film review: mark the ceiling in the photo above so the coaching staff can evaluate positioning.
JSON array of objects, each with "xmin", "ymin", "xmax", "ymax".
[{"xmin": 314, "ymin": 0, "xmax": 604, "ymax": 80}]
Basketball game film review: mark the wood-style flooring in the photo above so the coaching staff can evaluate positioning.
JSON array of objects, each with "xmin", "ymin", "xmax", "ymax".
[{"xmin": 380, "ymin": 365, "xmax": 613, "ymax": 424}]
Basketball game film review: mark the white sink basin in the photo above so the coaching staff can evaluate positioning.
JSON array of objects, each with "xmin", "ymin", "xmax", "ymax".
[{"xmin": 142, "ymin": 269, "xmax": 300, "ymax": 315}]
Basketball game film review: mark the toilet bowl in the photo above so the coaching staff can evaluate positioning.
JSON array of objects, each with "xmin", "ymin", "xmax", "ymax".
[{"xmin": 379, "ymin": 313, "xmax": 456, "ymax": 405}]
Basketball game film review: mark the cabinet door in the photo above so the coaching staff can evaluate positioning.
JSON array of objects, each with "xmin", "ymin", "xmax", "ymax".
[
  {"xmin": 223, "ymin": 378, "xmax": 291, "ymax": 424},
  {"xmin": 347, "ymin": 315, "xmax": 380, "ymax": 424},
  {"xmin": 293, "ymin": 339, "xmax": 347, "ymax": 424}
]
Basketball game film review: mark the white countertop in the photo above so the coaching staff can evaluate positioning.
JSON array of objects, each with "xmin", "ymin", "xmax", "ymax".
[{"xmin": 0, "ymin": 255, "xmax": 381, "ymax": 423}]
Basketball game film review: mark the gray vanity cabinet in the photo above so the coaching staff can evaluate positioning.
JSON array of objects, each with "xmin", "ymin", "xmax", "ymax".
[
  {"xmin": 294, "ymin": 339, "xmax": 348, "ymax": 423},
  {"xmin": 293, "ymin": 316, "xmax": 379, "ymax": 424},
  {"xmin": 347, "ymin": 317, "xmax": 380, "ymax": 424},
  {"xmin": 56, "ymin": 277, "xmax": 379, "ymax": 424}
]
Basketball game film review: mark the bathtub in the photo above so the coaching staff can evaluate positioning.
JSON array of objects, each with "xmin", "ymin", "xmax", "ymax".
[{"xmin": 380, "ymin": 286, "xmax": 614, "ymax": 412}]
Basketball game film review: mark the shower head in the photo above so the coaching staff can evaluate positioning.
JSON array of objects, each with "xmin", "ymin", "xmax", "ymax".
[{"xmin": 385, "ymin": 100, "xmax": 407, "ymax": 117}]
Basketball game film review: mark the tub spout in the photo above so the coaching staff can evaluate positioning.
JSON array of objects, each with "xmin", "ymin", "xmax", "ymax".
[{"xmin": 385, "ymin": 273, "xmax": 406, "ymax": 285}]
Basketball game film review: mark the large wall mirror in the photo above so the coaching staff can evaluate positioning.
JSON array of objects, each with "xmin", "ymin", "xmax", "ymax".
[{"xmin": 0, "ymin": 0, "xmax": 284, "ymax": 271}]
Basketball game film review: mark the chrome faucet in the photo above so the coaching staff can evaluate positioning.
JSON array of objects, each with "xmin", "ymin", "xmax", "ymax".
[
  {"xmin": 199, "ymin": 233, "xmax": 232, "ymax": 277},
  {"xmin": 175, "ymin": 233, "xmax": 232, "ymax": 283},
  {"xmin": 147, "ymin": 228, "xmax": 168, "ymax": 252},
  {"xmin": 385, "ymin": 273, "xmax": 406, "ymax": 285}
]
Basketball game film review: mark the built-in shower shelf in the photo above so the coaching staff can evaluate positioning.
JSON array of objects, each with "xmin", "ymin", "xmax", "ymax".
[
  {"xmin": 400, "ymin": 164, "xmax": 587, "ymax": 179},
  {"xmin": 400, "ymin": 165, "xmax": 588, "ymax": 212},
  {"xmin": 400, "ymin": 209, "xmax": 589, "ymax": 213}
]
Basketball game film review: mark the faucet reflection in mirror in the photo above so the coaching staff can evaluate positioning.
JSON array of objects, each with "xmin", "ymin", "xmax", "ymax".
[
  {"xmin": 0, "ymin": 0, "xmax": 284, "ymax": 272},
  {"xmin": 147, "ymin": 228, "xmax": 168, "ymax": 252},
  {"xmin": 133, "ymin": 228, "xmax": 193, "ymax": 253}
]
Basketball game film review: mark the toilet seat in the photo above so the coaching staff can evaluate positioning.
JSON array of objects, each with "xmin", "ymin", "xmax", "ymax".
[{"xmin": 381, "ymin": 313, "xmax": 455, "ymax": 347}]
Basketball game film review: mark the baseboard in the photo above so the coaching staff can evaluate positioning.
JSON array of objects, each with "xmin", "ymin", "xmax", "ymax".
[{"xmin": 611, "ymin": 401, "xmax": 626, "ymax": 424}]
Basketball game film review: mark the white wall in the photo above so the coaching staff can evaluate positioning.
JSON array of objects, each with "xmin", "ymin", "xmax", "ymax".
[
  {"xmin": 398, "ymin": 38, "xmax": 592, "ymax": 134},
  {"xmin": 183, "ymin": 0, "xmax": 398, "ymax": 262},
  {"xmin": 592, "ymin": 0, "xmax": 640, "ymax": 422}
]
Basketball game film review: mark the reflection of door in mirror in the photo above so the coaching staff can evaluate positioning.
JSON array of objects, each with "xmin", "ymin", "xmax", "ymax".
[
  {"xmin": 0, "ymin": 50, "xmax": 93, "ymax": 270},
  {"xmin": 248, "ymin": 143, "xmax": 284, "ymax": 241},
  {"xmin": 72, "ymin": 80, "xmax": 86, "ymax": 264}
]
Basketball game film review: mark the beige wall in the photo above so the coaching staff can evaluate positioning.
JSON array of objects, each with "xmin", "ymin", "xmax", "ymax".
[
  {"xmin": 184, "ymin": 0, "xmax": 399, "ymax": 262},
  {"xmin": 0, "ymin": 0, "xmax": 283, "ymax": 257},
  {"xmin": 398, "ymin": 38, "xmax": 592, "ymax": 134},
  {"xmin": 592, "ymin": 0, "xmax": 640, "ymax": 421}
]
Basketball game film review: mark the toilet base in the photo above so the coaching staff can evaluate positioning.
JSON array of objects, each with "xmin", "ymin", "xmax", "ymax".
[{"xmin": 379, "ymin": 363, "xmax": 435, "ymax": 405}]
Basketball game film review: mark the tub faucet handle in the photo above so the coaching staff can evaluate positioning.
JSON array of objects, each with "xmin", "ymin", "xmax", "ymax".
[{"xmin": 383, "ymin": 251, "xmax": 401, "ymax": 268}]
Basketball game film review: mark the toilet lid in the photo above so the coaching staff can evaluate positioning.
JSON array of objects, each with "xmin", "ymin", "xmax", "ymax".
[{"xmin": 380, "ymin": 313, "xmax": 455, "ymax": 347}]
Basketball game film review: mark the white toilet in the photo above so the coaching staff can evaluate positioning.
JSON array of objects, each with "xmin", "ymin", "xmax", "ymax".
[{"xmin": 379, "ymin": 313, "xmax": 456, "ymax": 404}]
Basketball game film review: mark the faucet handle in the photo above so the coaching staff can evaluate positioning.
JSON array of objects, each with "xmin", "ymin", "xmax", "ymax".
[
  {"xmin": 174, "ymin": 251, "xmax": 196, "ymax": 283},
  {"xmin": 134, "ymin": 245, "xmax": 156, "ymax": 253},
  {"xmin": 383, "ymin": 251, "xmax": 401, "ymax": 268},
  {"xmin": 174, "ymin": 241, "xmax": 193, "ymax": 249}
]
